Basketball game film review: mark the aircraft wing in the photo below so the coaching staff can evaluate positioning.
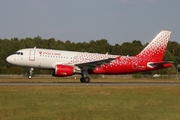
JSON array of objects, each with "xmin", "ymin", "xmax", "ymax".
[
  {"xmin": 75, "ymin": 58, "xmax": 116, "ymax": 69},
  {"xmin": 147, "ymin": 61, "xmax": 173, "ymax": 68}
]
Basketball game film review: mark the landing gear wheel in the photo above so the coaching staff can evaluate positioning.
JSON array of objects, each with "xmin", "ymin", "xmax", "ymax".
[
  {"xmin": 28, "ymin": 75, "xmax": 32, "ymax": 79},
  {"xmin": 84, "ymin": 77, "xmax": 90, "ymax": 83},
  {"xmin": 80, "ymin": 77, "xmax": 90, "ymax": 83},
  {"xmin": 80, "ymin": 77, "xmax": 84, "ymax": 83}
]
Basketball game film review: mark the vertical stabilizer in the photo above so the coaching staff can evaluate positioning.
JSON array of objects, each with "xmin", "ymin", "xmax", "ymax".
[{"xmin": 136, "ymin": 30, "xmax": 171, "ymax": 61}]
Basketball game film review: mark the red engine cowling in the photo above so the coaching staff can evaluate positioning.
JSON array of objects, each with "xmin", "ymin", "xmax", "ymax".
[{"xmin": 52, "ymin": 65, "xmax": 74, "ymax": 77}]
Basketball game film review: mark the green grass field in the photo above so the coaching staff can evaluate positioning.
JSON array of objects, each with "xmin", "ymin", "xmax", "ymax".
[{"xmin": 1, "ymin": 85, "xmax": 180, "ymax": 120}]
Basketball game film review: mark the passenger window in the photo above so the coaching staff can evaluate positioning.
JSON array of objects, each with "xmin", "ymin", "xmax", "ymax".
[{"xmin": 21, "ymin": 52, "xmax": 23, "ymax": 55}]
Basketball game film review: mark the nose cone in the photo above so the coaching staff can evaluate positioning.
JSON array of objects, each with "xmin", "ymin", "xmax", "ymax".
[{"xmin": 6, "ymin": 56, "xmax": 13, "ymax": 64}]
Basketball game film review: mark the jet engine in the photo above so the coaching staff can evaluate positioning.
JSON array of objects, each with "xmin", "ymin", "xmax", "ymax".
[{"xmin": 52, "ymin": 65, "xmax": 75, "ymax": 77}]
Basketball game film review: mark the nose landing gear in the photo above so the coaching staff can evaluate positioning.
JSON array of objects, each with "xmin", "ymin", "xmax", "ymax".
[{"xmin": 28, "ymin": 68, "xmax": 34, "ymax": 79}]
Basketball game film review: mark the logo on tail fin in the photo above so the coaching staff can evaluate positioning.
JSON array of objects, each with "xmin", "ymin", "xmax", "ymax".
[{"xmin": 136, "ymin": 30, "xmax": 171, "ymax": 61}]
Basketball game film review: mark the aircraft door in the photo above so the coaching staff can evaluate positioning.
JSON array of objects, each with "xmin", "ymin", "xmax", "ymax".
[
  {"xmin": 132, "ymin": 58, "xmax": 138, "ymax": 69},
  {"xmin": 29, "ymin": 50, "xmax": 36, "ymax": 61}
]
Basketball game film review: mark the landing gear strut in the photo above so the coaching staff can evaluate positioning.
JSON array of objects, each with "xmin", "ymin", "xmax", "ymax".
[
  {"xmin": 80, "ymin": 69, "xmax": 90, "ymax": 83},
  {"xmin": 28, "ymin": 68, "xmax": 34, "ymax": 79}
]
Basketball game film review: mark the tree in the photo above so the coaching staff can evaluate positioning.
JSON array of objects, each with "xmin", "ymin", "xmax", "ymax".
[
  {"xmin": 1, "ymin": 36, "xmax": 179, "ymax": 75},
  {"xmin": 88, "ymin": 39, "xmax": 111, "ymax": 54},
  {"xmin": 111, "ymin": 44, "xmax": 122, "ymax": 55}
]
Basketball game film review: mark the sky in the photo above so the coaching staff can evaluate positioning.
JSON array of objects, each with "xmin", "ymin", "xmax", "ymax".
[{"xmin": 0, "ymin": 0, "xmax": 180, "ymax": 45}]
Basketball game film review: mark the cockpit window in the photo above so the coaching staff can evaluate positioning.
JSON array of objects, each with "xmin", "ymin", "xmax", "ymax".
[{"xmin": 14, "ymin": 52, "xmax": 23, "ymax": 55}]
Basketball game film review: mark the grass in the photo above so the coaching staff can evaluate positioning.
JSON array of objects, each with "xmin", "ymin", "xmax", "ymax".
[{"xmin": 1, "ymin": 86, "xmax": 180, "ymax": 120}]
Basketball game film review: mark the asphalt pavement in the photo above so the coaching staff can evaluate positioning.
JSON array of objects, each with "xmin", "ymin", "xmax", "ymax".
[{"xmin": 1, "ymin": 82, "xmax": 180, "ymax": 86}]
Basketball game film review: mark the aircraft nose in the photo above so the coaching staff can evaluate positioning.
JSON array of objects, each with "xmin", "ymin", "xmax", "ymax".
[{"xmin": 6, "ymin": 56, "xmax": 13, "ymax": 64}]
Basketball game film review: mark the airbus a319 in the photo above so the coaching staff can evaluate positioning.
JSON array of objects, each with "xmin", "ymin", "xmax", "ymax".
[{"xmin": 6, "ymin": 30, "xmax": 172, "ymax": 83}]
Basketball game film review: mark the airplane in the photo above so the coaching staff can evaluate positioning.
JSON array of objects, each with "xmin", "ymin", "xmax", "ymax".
[{"xmin": 6, "ymin": 30, "xmax": 172, "ymax": 83}]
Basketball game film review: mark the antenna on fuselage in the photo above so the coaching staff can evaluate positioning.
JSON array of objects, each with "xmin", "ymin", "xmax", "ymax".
[{"xmin": 34, "ymin": 46, "xmax": 36, "ymax": 49}]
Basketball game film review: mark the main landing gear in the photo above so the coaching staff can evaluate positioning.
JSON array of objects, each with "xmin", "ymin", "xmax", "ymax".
[
  {"xmin": 28, "ymin": 68, "xmax": 34, "ymax": 79},
  {"xmin": 80, "ymin": 77, "xmax": 90, "ymax": 83},
  {"xmin": 80, "ymin": 70, "xmax": 90, "ymax": 83}
]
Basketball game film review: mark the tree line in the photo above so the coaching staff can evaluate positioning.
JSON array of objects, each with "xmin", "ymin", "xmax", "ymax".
[{"xmin": 0, "ymin": 36, "xmax": 180, "ymax": 75}]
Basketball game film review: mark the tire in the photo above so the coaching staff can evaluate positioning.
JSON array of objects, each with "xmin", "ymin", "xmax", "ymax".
[
  {"xmin": 80, "ymin": 77, "xmax": 84, "ymax": 83},
  {"xmin": 84, "ymin": 77, "xmax": 90, "ymax": 83},
  {"xmin": 28, "ymin": 75, "xmax": 32, "ymax": 79}
]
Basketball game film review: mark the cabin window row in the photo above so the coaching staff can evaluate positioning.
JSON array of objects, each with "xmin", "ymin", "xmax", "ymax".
[{"xmin": 40, "ymin": 55, "xmax": 73, "ymax": 59}]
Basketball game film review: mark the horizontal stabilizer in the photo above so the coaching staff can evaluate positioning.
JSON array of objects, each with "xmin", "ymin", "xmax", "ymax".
[{"xmin": 147, "ymin": 61, "xmax": 173, "ymax": 68}]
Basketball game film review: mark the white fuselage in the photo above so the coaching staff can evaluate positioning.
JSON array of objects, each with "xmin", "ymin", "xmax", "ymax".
[{"xmin": 6, "ymin": 48, "xmax": 118, "ymax": 69}]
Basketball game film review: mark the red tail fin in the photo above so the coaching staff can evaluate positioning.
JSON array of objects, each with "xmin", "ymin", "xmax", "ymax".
[{"xmin": 136, "ymin": 30, "xmax": 171, "ymax": 61}]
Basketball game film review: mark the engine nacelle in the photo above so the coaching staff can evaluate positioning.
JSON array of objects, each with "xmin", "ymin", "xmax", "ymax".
[{"xmin": 52, "ymin": 65, "xmax": 74, "ymax": 77}]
